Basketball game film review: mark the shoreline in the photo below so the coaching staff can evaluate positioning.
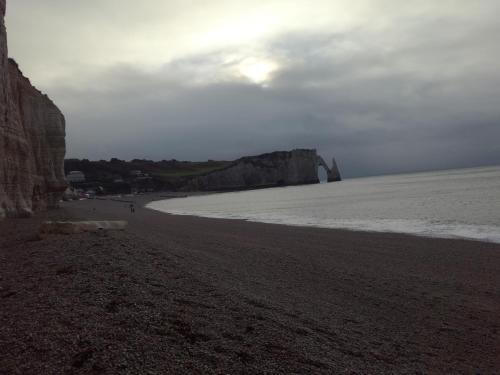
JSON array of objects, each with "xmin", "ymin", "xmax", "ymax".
[
  {"xmin": 143, "ymin": 192, "xmax": 500, "ymax": 245},
  {"xmin": 147, "ymin": 208, "xmax": 500, "ymax": 246},
  {"xmin": 78, "ymin": 191, "xmax": 500, "ymax": 245},
  {"xmin": 1, "ymin": 199, "xmax": 499, "ymax": 373}
]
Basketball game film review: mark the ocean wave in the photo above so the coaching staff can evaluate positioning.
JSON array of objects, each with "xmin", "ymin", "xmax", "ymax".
[{"xmin": 147, "ymin": 203, "xmax": 500, "ymax": 244}]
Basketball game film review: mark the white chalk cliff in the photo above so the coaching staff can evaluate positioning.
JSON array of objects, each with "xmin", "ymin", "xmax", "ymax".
[{"xmin": 0, "ymin": 0, "xmax": 66, "ymax": 218}]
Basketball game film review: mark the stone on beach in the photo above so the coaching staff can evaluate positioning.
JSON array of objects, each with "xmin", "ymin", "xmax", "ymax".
[{"xmin": 39, "ymin": 220, "xmax": 128, "ymax": 235}]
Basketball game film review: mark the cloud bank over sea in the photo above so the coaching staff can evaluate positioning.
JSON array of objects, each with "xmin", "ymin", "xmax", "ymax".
[{"xmin": 7, "ymin": 0, "xmax": 500, "ymax": 177}]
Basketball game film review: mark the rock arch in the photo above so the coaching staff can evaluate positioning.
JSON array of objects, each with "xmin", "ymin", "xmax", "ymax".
[{"xmin": 317, "ymin": 156, "xmax": 342, "ymax": 182}]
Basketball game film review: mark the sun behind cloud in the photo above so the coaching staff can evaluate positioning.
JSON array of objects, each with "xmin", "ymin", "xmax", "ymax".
[{"xmin": 236, "ymin": 57, "xmax": 278, "ymax": 84}]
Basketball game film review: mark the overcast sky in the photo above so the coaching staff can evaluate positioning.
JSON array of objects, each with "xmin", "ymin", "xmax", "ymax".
[{"xmin": 6, "ymin": 0, "xmax": 500, "ymax": 177}]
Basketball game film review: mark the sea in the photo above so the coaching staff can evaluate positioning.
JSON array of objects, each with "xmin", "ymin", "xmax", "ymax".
[{"xmin": 147, "ymin": 165, "xmax": 500, "ymax": 244}]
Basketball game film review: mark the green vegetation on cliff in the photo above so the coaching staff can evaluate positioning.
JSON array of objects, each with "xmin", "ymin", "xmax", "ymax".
[{"xmin": 64, "ymin": 158, "xmax": 230, "ymax": 193}]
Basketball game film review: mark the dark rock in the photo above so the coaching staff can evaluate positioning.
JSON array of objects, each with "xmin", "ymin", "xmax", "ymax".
[{"xmin": 72, "ymin": 349, "xmax": 94, "ymax": 368}]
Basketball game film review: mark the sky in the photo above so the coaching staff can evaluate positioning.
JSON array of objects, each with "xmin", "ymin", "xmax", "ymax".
[{"xmin": 5, "ymin": 0, "xmax": 500, "ymax": 177}]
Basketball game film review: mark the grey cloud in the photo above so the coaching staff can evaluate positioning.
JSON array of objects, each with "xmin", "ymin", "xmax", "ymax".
[{"xmin": 30, "ymin": 4, "xmax": 500, "ymax": 177}]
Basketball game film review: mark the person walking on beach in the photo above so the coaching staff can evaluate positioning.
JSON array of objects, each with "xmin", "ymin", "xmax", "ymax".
[{"xmin": 129, "ymin": 203, "xmax": 135, "ymax": 213}]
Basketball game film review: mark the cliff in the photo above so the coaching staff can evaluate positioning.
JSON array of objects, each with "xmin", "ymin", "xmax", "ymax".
[
  {"xmin": 0, "ymin": 0, "xmax": 66, "ymax": 218},
  {"xmin": 185, "ymin": 149, "xmax": 329, "ymax": 191}
]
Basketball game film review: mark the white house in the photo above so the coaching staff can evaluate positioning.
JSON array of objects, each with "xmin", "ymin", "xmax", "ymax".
[{"xmin": 66, "ymin": 170, "xmax": 86, "ymax": 183}]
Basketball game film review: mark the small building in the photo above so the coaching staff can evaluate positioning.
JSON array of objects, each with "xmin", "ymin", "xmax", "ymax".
[
  {"xmin": 130, "ymin": 170, "xmax": 142, "ymax": 177},
  {"xmin": 66, "ymin": 170, "xmax": 86, "ymax": 183}
]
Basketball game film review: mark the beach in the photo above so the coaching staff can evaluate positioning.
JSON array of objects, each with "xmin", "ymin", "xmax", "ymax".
[{"xmin": 1, "ymin": 197, "xmax": 499, "ymax": 374}]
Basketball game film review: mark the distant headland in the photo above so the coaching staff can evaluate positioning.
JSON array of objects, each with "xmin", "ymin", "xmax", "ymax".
[{"xmin": 65, "ymin": 149, "xmax": 341, "ymax": 196}]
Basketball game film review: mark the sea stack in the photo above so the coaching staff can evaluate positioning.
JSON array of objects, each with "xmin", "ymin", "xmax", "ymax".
[
  {"xmin": 0, "ymin": 0, "xmax": 66, "ymax": 219},
  {"xmin": 328, "ymin": 157, "xmax": 342, "ymax": 182}
]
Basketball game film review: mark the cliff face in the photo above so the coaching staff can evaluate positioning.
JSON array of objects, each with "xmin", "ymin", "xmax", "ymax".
[
  {"xmin": 0, "ymin": 0, "xmax": 66, "ymax": 218},
  {"xmin": 185, "ymin": 149, "xmax": 321, "ymax": 191}
]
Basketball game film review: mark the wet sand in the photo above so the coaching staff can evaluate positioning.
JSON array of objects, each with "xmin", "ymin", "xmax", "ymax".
[{"xmin": 1, "ymin": 197, "xmax": 499, "ymax": 374}]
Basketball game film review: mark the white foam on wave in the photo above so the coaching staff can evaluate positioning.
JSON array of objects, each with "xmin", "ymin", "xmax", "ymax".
[
  {"xmin": 147, "ymin": 203, "xmax": 500, "ymax": 244},
  {"xmin": 146, "ymin": 166, "xmax": 500, "ymax": 244}
]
